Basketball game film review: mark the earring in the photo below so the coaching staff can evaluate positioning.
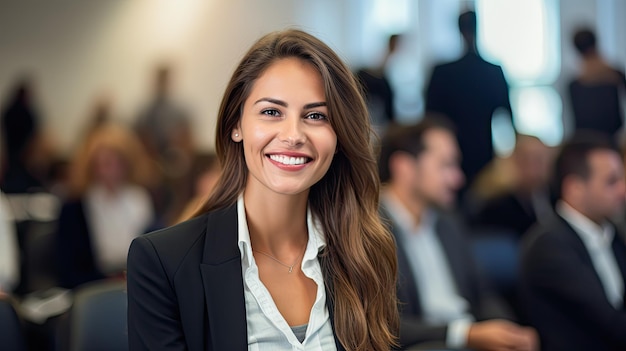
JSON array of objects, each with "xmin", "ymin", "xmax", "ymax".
[{"xmin": 235, "ymin": 133, "xmax": 239, "ymax": 137}]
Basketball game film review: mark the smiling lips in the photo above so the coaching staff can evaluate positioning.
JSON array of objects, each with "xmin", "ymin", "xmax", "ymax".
[{"xmin": 267, "ymin": 154, "xmax": 312, "ymax": 169}]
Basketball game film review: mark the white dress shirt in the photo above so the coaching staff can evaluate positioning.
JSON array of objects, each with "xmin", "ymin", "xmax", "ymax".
[
  {"xmin": 383, "ymin": 193, "xmax": 474, "ymax": 348},
  {"xmin": 557, "ymin": 201, "xmax": 624, "ymax": 309},
  {"xmin": 0, "ymin": 191, "xmax": 19, "ymax": 292},
  {"xmin": 84, "ymin": 184, "xmax": 153, "ymax": 275},
  {"xmin": 237, "ymin": 196, "xmax": 337, "ymax": 351}
]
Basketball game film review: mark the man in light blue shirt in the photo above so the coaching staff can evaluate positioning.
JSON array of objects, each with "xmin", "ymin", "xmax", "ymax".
[{"xmin": 378, "ymin": 118, "xmax": 537, "ymax": 350}]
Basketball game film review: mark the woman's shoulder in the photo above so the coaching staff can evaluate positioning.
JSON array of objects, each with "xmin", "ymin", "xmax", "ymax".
[
  {"xmin": 140, "ymin": 213, "xmax": 210, "ymax": 252},
  {"xmin": 135, "ymin": 204, "xmax": 238, "ymax": 260}
]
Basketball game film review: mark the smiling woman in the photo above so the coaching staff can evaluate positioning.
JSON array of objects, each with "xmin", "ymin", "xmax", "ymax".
[
  {"xmin": 126, "ymin": 29, "xmax": 399, "ymax": 351},
  {"xmin": 233, "ymin": 57, "xmax": 337, "ymax": 196}
]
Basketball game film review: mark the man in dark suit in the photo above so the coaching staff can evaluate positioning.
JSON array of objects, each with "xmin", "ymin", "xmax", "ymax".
[
  {"xmin": 520, "ymin": 133, "xmax": 626, "ymax": 351},
  {"xmin": 378, "ymin": 118, "xmax": 536, "ymax": 350},
  {"xmin": 425, "ymin": 10, "xmax": 513, "ymax": 193}
]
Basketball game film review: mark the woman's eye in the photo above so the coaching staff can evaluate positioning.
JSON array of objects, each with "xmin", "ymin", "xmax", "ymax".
[
  {"xmin": 261, "ymin": 109, "xmax": 281, "ymax": 117},
  {"xmin": 306, "ymin": 112, "xmax": 327, "ymax": 121}
]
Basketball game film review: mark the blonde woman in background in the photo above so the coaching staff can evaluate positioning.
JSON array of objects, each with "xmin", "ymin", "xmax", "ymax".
[{"xmin": 55, "ymin": 124, "xmax": 154, "ymax": 289}]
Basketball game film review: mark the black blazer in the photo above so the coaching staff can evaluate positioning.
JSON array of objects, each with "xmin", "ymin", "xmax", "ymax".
[
  {"xmin": 126, "ymin": 203, "xmax": 346, "ymax": 351},
  {"xmin": 381, "ymin": 208, "xmax": 510, "ymax": 349},
  {"xmin": 520, "ymin": 215, "xmax": 626, "ymax": 351},
  {"xmin": 56, "ymin": 200, "xmax": 106, "ymax": 289}
]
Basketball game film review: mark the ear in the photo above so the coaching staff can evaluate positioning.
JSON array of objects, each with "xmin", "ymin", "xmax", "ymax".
[
  {"xmin": 231, "ymin": 128, "xmax": 242, "ymax": 142},
  {"xmin": 389, "ymin": 152, "xmax": 415, "ymax": 181},
  {"xmin": 562, "ymin": 175, "xmax": 586, "ymax": 201}
]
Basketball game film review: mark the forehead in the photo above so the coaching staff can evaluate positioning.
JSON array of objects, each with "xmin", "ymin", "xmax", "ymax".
[
  {"xmin": 588, "ymin": 149, "xmax": 622, "ymax": 169},
  {"xmin": 422, "ymin": 128, "xmax": 459, "ymax": 155},
  {"xmin": 246, "ymin": 57, "xmax": 324, "ymax": 100}
]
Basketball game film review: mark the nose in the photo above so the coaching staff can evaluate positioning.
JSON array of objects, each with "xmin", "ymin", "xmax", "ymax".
[{"xmin": 280, "ymin": 116, "xmax": 306, "ymax": 146}]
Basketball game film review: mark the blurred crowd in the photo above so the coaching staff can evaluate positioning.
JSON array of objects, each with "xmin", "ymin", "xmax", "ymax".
[{"xmin": 0, "ymin": 10, "xmax": 625, "ymax": 351}]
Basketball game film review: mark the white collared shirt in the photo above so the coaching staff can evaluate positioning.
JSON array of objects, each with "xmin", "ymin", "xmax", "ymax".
[
  {"xmin": 556, "ymin": 201, "xmax": 624, "ymax": 309},
  {"xmin": 237, "ymin": 196, "xmax": 337, "ymax": 351},
  {"xmin": 383, "ymin": 193, "xmax": 474, "ymax": 348},
  {"xmin": 84, "ymin": 184, "xmax": 153, "ymax": 274},
  {"xmin": 0, "ymin": 191, "xmax": 19, "ymax": 292}
]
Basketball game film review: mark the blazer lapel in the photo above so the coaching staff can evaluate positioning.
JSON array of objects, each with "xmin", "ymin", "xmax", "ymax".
[{"xmin": 199, "ymin": 204, "xmax": 248, "ymax": 351}]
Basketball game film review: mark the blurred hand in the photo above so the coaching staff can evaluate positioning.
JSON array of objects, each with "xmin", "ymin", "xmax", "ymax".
[{"xmin": 467, "ymin": 319, "xmax": 539, "ymax": 351}]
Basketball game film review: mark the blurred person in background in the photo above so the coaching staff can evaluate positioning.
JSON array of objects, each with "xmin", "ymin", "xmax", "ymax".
[
  {"xmin": 0, "ymin": 190, "xmax": 20, "ymax": 296},
  {"xmin": 520, "ymin": 132, "xmax": 626, "ymax": 351},
  {"xmin": 378, "ymin": 118, "xmax": 537, "ymax": 351},
  {"xmin": 470, "ymin": 135, "xmax": 554, "ymax": 238},
  {"xmin": 1, "ymin": 75, "xmax": 44, "ymax": 193},
  {"xmin": 569, "ymin": 28, "xmax": 626, "ymax": 138},
  {"xmin": 425, "ymin": 10, "xmax": 514, "ymax": 198},
  {"xmin": 135, "ymin": 63, "xmax": 195, "ymax": 222},
  {"xmin": 356, "ymin": 34, "xmax": 402, "ymax": 135},
  {"xmin": 56, "ymin": 124, "xmax": 154, "ymax": 289}
]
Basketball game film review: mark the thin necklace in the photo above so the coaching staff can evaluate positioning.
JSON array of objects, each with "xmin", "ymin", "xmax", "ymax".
[{"xmin": 253, "ymin": 244, "xmax": 307, "ymax": 273}]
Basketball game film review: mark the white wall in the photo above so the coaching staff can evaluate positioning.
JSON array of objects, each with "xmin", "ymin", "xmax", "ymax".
[{"xmin": 0, "ymin": 0, "xmax": 304, "ymax": 154}]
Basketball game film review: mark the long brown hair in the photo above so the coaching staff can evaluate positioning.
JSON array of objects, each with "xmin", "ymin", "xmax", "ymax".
[{"xmin": 195, "ymin": 29, "xmax": 398, "ymax": 350}]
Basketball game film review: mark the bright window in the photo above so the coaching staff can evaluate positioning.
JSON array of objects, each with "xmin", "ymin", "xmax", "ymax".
[{"xmin": 477, "ymin": 0, "xmax": 562, "ymax": 149}]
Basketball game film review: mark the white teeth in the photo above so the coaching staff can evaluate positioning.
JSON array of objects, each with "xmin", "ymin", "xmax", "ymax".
[{"xmin": 269, "ymin": 155, "xmax": 308, "ymax": 165}]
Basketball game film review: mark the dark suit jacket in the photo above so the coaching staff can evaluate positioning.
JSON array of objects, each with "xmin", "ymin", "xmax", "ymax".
[
  {"xmin": 381, "ymin": 208, "xmax": 510, "ymax": 349},
  {"xmin": 56, "ymin": 200, "xmax": 106, "ymax": 289},
  {"xmin": 472, "ymin": 193, "xmax": 537, "ymax": 239},
  {"xmin": 520, "ymin": 215, "xmax": 626, "ymax": 351},
  {"xmin": 425, "ymin": 52, "xmax": 512, "ymax": 187},
  {"xmin": 126, "ymin": 203, "xmax": 346, "ymax": 351}
]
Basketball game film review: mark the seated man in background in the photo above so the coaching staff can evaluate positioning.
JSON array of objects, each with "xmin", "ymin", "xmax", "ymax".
[
  {"xmin": 520, "ymin": 132, "xmax": 626, "ymax": 351},
  {"xmin": 378, "ymin": 118, "xmax": 537, "ymax": 350}
]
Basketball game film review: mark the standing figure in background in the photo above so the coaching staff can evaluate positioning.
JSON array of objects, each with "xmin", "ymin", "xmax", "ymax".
[
  {"xmin": 425, "ymin": 10, "xmax": 513, "ymax": 195},
  {"xmin": 356, "ymin": 34, "xmax": 401, "ymax": 134},
  {"xmin": 56, "ymin": 124, "xmax": 154, "ymax": 289},
  {"xmin": 135, "ymin": 63, "xmax": 195, "ymax": 223},
  {"xmin": 569, "ymin": 28, "xmax": 626, "ymax": 138},
  {"xmin": 0, "ymin": 75, "xmax": 44, "ymax": 193}
]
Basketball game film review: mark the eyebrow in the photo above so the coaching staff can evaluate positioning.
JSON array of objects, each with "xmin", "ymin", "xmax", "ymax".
[{"xmin": 254, "ymin": 98, "xmax": 327, "ymax": 109}]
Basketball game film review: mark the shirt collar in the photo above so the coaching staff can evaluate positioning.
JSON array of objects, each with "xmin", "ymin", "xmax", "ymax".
[
  {"xmin": 237, "ymin": 194, "xmax": 326, "ymax": 268},
  {"xmin": 556, "ymin": 200, "xmax": 614, "ymax": 249},
  {"xmin": 382, "ymin": 190, "xmax": 437, "ymax": 237}
]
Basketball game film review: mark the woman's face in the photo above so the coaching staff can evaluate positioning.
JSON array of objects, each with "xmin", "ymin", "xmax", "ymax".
[
  {"xmin": 93, "ymin": 146, "xmax": 128, "ymax": 189},
  {"xmin": 233, "ymin": 57, "xmax": 337, "ymax": 197}
]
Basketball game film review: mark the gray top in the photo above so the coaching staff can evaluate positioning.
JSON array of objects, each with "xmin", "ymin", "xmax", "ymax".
[{"xmin": 290, "ymin": 323, "xmax": 308, "ymax": 343}]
